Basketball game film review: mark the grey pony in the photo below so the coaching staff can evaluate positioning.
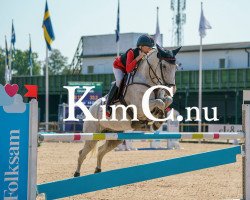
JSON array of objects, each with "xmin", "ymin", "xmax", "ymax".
[{"xmin": 74, "ymin": 45, "xmax": 181, "ymax": 177}]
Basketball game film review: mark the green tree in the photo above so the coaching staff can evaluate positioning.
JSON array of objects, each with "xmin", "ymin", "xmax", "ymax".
[
  {"xmin": 0, "ymin": 48, "xmax": 42, "ymax": 84},
  {"xmin": 61, "ymin": 65, "xmax": 74, "ymax": 75},
  {"xmin": 48, "ymin": 49, "xmax": 69, "ymax": 75},
  {"xmin": 11, "ymin": 49, "xmax": 41, "ymax": 76}
]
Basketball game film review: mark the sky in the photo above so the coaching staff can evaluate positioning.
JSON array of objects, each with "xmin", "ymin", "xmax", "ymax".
[{"xmin": 0, "ymin": 0, "xmax": 250, "ymax": 64}]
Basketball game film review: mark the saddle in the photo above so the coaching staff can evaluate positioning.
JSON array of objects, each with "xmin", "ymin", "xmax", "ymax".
[
  {"xmin": 113, "ymin": 74, "xmax": 130, "ymax": 101},
  {"xmin": 109, "ymin": 73, "xmax": 134, "ymax": 119},
  {"xmin": 106, "ymin": 70, "xmax": 158, "ymax": 130}
]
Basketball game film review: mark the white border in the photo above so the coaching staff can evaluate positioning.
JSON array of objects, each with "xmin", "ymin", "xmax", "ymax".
[{"xmin": 28, "ymin": 100, "xmax": 38, "ymax": 200}]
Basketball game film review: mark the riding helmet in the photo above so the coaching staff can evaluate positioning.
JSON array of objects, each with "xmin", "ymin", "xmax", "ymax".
[{"xmin": 137, "ymin": 34, "xmax": 155, "ymax": 48}]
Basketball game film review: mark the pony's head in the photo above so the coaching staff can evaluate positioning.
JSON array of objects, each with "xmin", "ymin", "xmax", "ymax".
[
  {"xmin": 144, "ymin": 44, "xmax": 181, "ymax": 87},
  {"xmin": 156, "ymin": 44, "xmax": 181, "ymax": 65}
]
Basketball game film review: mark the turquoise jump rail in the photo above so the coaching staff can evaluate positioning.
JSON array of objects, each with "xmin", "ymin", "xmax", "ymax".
[{"xmin": 37, "ymin": 146, "xmax": 241, "ymax": 200}]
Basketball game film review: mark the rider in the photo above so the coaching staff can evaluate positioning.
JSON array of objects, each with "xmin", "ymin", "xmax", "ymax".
[{"xmin": 106, "ymin": 34, "xmax": 155, "ymax": 117}]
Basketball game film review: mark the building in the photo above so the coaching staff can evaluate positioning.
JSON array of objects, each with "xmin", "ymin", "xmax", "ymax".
[
  {"xmin": 80, "ymin": 33, "xmax": 250, "ymax": 74},
  {"xmin": 80, "ymin": 33, "xmax": 163, "ymax": 74}
]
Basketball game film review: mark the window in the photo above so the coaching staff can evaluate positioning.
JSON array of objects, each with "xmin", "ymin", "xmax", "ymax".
[
  {"xmin": 87, "ymin": 66, "xmax": 94, "ymax": 74},
  {"xmin": 219, "ymin": 58, "xmax": 226, "ymax": 69}
]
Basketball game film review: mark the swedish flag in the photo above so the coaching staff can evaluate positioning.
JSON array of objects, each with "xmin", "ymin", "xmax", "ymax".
[{"xmin": 42, "ymin": 1, "xmax": 55, "ymax": 50}]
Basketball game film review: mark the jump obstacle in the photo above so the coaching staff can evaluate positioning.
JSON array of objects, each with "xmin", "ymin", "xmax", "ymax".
[
  {"xmin": 38, "ymin": 132, "xmax": 244, "ymax": 142},
  {"xmin": 0, "ymin": 91, "xmax": 250, "ymax": 200}
]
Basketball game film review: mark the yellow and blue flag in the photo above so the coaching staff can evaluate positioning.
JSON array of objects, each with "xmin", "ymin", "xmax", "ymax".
[{"xmin": 42, "ymin": 1, "xmax": 55, "ymax": 50}]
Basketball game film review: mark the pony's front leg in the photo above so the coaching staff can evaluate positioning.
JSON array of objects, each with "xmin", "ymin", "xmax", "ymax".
[
  {"xmin": 158, "ymin": 89, "xmax": 174, "ymax": 109},
  {"xmin": 148, "ymin": 99, "xmax": 166, "ymax": 112},
  {"xmin": 163, "ymin": 96, "xmax": 173, "ymax": 108},
  {"xmin": 150, "ymin": 86, "xmax": 176, "ymax": 130},
  {"xmin": 148, "ymin": 99, "xmax": 166, "ymax": 131}
]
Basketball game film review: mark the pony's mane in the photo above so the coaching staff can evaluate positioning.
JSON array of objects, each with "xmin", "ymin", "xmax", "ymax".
[
  {"xmin": 137, "ymin": 48, "xmax": 157, "ymax": 68},
  {"xmin": 147, "ymin": 48, "xmax": 157, "ymax": 57}
]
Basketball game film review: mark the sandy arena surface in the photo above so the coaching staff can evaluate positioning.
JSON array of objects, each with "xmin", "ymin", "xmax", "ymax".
[{"xmin": 37, "ymin": 142, "xmax": 242, "ymax": 200}]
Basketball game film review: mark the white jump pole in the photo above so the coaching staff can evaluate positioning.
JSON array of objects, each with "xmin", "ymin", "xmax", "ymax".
[
  {"xmin": 38, "ymin": 132, "xmax": 245, "ymax": 142},
  {"xmin": 243, "ymin": 90, "xmax": 250, "ymax": 200},
  {"xmin": 28, "ymin": 100, "xmax": 38, "ymax": 200}
]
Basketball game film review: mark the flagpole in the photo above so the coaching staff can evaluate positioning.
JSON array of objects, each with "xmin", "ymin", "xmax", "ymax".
[
  {"xmin": 9, "ymin": 42, "xmax": 12, "ymax": 84},
  {"xmin": 30, "ymin": 66, "xmax": 33, "ymax": 77},
  {"xmin": 117, "ymin": 40, "xmax": 119, "ymax": 57},
  {"xmin": 29, "ymin": 34, "xmax": 33, "ymax": 76},
  {"xmin": 198, "ymin": 31, "xmax": 203, "ymax": 132},
  {"xmin": 9, "ymin": 19, "xmax": 15, "ymax": 83},
  {"xmin": 116, "ymin": 0, "xmax": 120, "ymax": 57},
  {"xmin": 45, "ymin": 47, "xmax": 49, "ymax": 131},
  {"xmin": 5, "ymin": 36, "xmax": 9, "ymax": 84},
  {"xmin": 5, "ymin": 61, "xmax": 9, "ymax": 84}
]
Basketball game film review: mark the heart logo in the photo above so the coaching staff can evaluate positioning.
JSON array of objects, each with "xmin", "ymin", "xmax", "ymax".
[{"xmin": 4, "ymin": 84, "xmax": 19, "ymax": 97}]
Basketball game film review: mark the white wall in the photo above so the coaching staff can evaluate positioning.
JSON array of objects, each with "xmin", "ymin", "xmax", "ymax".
[
  {"xmin": 177, "ymin": 49, "xmax": 248, "ymax": 70},
  {"xmin": 82, "ymin": 56, "xmax": 114, "ymax": 74},
  {"xmin": 82, "ymin": 48, "xmax": 249, "ymax": 74},
  {"xmin": 82, "ymin": 33, "xmax": 145, "ymax": 56}
]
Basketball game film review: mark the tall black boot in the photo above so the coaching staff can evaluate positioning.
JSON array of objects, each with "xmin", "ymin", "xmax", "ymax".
[{"xmin": 106, "ymin": 84, "xmax": 119, "ymax": 117}]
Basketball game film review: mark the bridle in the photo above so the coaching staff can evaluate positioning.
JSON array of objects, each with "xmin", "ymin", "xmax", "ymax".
[
  {"xmin": 127, "ymin": 50, "xmax": 177, "ymax": 91},
  {"xmin": 146, "ymin": 53, "xmax": 176, "ymax": 87}
]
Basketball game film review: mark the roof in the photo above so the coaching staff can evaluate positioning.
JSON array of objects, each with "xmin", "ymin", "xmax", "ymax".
[
  {"xmin": 82, "ymin": 32, "xmax": 146, "ymax": 38},
  {"xmin": 80, "ymin": 33, "xmax": 250, "ymax": 57},
  {"xmin": 168, "ymin": 41, "xmax": 250, "ymax": 52}
]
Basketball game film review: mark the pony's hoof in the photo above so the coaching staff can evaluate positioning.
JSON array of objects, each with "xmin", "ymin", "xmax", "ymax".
[
  {"xmin": 94, "ymin": 167, "xmax": 102, "ymax": 173},
  {"xmin": 74, "ymin": 171, "xmax": 80, "ymax": 177},
  {"xmin": 152, "ymin": 122, "xmax": 161, "ymax": 131}
]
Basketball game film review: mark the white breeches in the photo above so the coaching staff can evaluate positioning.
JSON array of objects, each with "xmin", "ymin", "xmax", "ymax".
[{"xmin": 113, "ymin": 68, "xmax": 124, "ymax": 87}]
